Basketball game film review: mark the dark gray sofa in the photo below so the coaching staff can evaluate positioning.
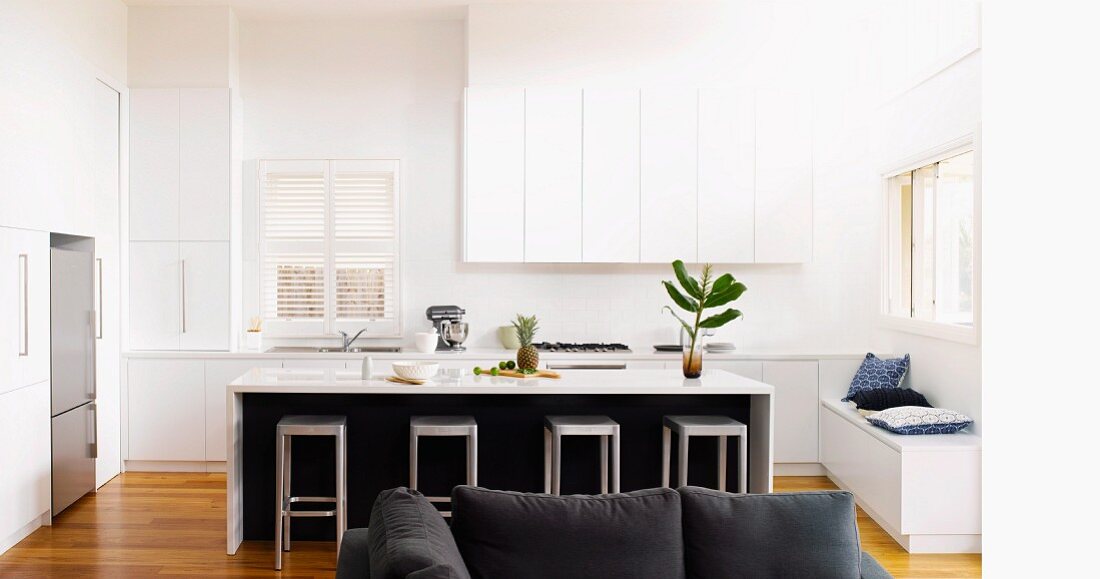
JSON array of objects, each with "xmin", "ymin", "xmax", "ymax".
[{"xmin": 336, "ymin": 486, "xmax": 893, "ymax": 579}]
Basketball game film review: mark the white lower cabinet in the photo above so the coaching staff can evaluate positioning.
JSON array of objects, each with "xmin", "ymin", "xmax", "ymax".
[
  {"xmin": 0, "ymin": 381, "xmax": 52, "ymax": 550},
  {"xmin": 127, "ymin": 359, "xmax": 206, "ymax": 461},
  {"xmin": 708, "ymin": 361, "xmax": 764, "ymax": 381},
  {"xmin": 204, "ymin": 360, "xmax": 280, "ymax": 462},
  {"xmin": 762, "ymin": 361, "xmax": 819, "ymax": 463}
]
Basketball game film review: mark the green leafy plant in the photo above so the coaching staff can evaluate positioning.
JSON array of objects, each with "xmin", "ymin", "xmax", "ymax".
[{"xmin": 662, "ymin": 261, "xmax": 747, "ymax": 370}]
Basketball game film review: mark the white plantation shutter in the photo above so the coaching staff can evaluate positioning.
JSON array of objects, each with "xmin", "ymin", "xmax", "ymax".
[
  {"xmin": 332, "ymin": 160, "xmax": 398, "ymax": 323},
  {"xmin": 259, "ymin": 159, "xmax": 400, "ymax": 336}
]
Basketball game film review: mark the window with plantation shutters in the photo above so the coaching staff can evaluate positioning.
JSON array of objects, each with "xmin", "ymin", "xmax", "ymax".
[{"xmin": 259, "ymin": 159, "xmax": 400, "ymax": 336}]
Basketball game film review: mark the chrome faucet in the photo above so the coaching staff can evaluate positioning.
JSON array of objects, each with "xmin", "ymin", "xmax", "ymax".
[{"xmin": 338, "ymin": 329, "xmax": 370, "ymax": 351}]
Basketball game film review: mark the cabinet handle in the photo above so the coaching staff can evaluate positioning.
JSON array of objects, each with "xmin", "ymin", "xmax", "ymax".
[
  {"xmin": 181, "ymin": 259, "xmax": 188, "ymax": 336},
  {"xmin": 18, "ymin": 254, "xmax": 28, "ymax": 357},
  {"xmin": 96, "ymin": 257, "xmax": 103, "ymax": 339}
]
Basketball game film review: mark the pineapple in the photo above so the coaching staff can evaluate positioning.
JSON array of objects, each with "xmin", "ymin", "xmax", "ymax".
[{"xmin": 513, "ymin": 314, "xmax": 540, "ymax": 370}]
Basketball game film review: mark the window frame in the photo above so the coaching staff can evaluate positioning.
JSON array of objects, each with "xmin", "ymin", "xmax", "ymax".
[
  {"xmin": 879, "ymin": 134, "xmax": 980, "ymax": 345},
  {"xmin": 256, "ymin": 157, "xmax": 403, "ymax": 339}
]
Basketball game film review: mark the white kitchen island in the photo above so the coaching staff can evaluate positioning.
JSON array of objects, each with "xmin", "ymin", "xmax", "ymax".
[{"xmin": 225, "ymin": 368, "xmax": 774, "ymax": 555}]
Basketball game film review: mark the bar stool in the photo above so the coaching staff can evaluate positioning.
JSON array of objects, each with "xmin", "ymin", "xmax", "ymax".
[
  {"xmin": 275, "ymin": 415, "xmax": 347, "ymax": 571},
  {"xmin": 662, "ymin": 415, "xmax": 748, "ymax": 493},
  {"xmin": 410, "ymin": 416, "xmax": 478, "ymax": 515},
  {"xmin": 544, "ymin": 415, "xmax": 620, "ymax": 495}
]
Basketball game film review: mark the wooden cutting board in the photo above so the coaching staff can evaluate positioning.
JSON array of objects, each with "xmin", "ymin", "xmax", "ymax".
[
  {"xmin": 385, "ymin": 375, "xmax": 427, "ymax": 385},
  {"xmin": 492, "ymin": 369, "xmax": 561, "ymax": 379}
]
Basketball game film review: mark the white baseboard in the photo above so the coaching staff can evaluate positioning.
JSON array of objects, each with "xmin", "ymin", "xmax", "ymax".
[
  {"xmin": 0, "ymin": 510, "xmax": 50, "ymax": 556},
  {"xmin": 773, "ymin": 463, "xmax": 826, "ymax": 476},
  {"xmin": 124, "ymin": 460, "xmax": 227, "ymax": 473}
]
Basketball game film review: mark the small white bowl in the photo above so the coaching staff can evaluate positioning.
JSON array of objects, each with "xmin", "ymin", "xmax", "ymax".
[{"xmin": 392, "ymin": 361, "xmax": 439, "ymax": 381}]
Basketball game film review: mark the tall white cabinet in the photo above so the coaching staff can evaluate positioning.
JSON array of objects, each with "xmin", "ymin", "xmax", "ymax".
[
  {"xmin": 129, "ymin": 88, "xmax": 233, "ymax": 351},
  {"xmin": 464, "ymin": 86, "xmax": 813, "ymax": 264}
]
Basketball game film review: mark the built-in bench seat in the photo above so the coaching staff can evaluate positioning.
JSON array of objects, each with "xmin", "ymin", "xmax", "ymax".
[{"xmin": 819, "ymin": 398, "xmax": 981, "ymax": 553}]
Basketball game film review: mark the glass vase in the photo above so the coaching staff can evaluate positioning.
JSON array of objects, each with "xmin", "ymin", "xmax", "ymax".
[{"xmin": 682, "ymin": 340, "xmax": 703, "ymax": 378}]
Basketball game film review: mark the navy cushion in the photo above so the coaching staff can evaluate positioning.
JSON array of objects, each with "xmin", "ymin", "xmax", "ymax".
[
  {"xmin": 843, "ymin": 353, "xmax": 910, "ymax": 401},
  {"xmin": 679, "ymin": 487, "xmax": 862, "ymax": 579},
  {"xmin": 849, "ymin": 387, "xmax": 931, "ymax": 411},
  {"xmin": 451, "ymin": 486, "xmax": 685, "ymax": 579},
  {"xmin": 366, "ymin": 487, "xmax": 471, "ymax": 579}
]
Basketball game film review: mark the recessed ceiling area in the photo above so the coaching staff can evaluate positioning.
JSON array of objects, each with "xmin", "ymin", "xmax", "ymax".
[{"xmin": 122, "ymin": 0, "xmax": 686, "ymax": 21}]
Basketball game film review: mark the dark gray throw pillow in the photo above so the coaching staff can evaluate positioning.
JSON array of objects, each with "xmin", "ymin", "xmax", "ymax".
[
  {"xmin": 451, "ymin": 486, "xmax": 685, "ymax": 579},
  {"xmin": 679, "ymin": 487, "xmax": 862, "ymax": 579},
  {"xmin": 850, "ymin": 387, "xmax": 932, "ymax": 411},
  {"xmin": 367, "ymin": 487, "xmax": 472, "ymax": 579}
]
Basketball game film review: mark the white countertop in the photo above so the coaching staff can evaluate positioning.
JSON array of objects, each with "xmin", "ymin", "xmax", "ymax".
[
  {"xmin": 228, "ymin": 367, "xmax": 775, "ymax": 395},
  {"xmin": 128, "ymin": 347, "xmax": 869, "ymax": 361}
]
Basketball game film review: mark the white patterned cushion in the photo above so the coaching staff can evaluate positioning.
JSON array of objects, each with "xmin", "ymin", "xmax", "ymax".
[{"xmin": 865, "ymin": 406, "xmax": 973, "ymax": 435}]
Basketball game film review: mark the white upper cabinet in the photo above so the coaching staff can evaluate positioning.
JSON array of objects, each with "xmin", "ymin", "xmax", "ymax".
[
  {"xmin": 582, "ymin": 89, "xmax": 640, "ymax": 263},
  {"xmin": 754, "ymin": 89, "xmax": 813, "ymax": 263},
  {"xmin": 130, "ymin": 89, "xmax": 180, "ymax": 241},
  {"xmin": 465, "ymin": 87, "xmax": 525, "ymax": 262},
  {"xmin": 698, "ymin": 88, "xmax": 756, "ymax": 263},
  {"xmin": 129, "ymin": 242, "xmax": 181, "ymax": 350},
  {"xmin": 640, "ymin": 88, "xmax": 698, "ymax": 263},
  {"xmin": 463, "ymin": 85, "xmax": 811, "ymax": 264},
  {"xmin": 178, "ymin": 242, "xmax": 230, "ymax": 351},
  {"xmin": 179, "ymin": 89, "xmax": 230, "ymax": 241},
  {"xmin": 524, "ymin": 88, "xmax": 582, "ymax": 263},
  {"xmin": 0, "ymin": 227, "xmax": 50, "ymax": 395},
  {"xmin": 130, "ymin": 88, "xmax": 231, "ymax": 243}
]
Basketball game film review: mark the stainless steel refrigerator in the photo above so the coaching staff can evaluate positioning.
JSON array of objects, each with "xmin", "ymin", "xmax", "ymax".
[{"xmin": 50, "ymin": 246, "xmax": 97, "ymax": 516}]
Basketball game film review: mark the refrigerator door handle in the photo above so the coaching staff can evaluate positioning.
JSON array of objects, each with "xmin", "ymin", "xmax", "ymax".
[{"xmin": 88, "ymin": 403, "xmax": 98, "ymax": 460}]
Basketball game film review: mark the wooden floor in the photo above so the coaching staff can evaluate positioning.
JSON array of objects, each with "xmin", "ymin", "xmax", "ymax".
[{"xmin": 0, "ymin": 472, "xmax": 980, "ymax": 578}]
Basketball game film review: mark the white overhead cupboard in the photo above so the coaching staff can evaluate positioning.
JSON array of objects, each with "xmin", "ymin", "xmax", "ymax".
[
  {"xmin": 129, "ymin": 88, "xmax": 236, "ymax": 351},
  {"xmin": 463, "ymin": 87, "xmax": 813, "ymax": 264}
]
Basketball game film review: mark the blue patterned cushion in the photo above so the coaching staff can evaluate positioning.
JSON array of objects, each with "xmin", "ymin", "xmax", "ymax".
[
  {"xmin": 842, "ymin": 353, "xmax": 910, "ymax": 402},
  {"xmin": 866, "ymin": 406, "xmax": 973, "ymax": 435}
]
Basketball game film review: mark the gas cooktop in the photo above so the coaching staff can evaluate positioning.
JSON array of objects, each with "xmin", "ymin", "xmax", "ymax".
[{"xmin": 532, "ymin": 342, "xmax": 632, "ymax": 353}]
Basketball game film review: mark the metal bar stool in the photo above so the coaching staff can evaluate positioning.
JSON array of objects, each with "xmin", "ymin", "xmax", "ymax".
[
  {"xmin": 410, "ymin": 416, "xmax": 478, "ymax": 516},
  {"xmin": 662, "ymin": 415, "xmax": 748, "ymax": 492},
  {"xmin": 544, "ymin": 415, "xmax": 620, "ymax": 495},
  {"xmin": 275, "ymin": 415, "xmax": 347, "ymax": 571}
]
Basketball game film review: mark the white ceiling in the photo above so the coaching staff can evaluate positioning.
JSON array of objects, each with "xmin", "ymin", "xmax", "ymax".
[{"xmin": 122, "ymin": 0, "xmax": 693, "ymax": 21}]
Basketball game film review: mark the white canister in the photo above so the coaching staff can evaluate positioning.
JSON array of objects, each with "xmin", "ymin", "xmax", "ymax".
[
  {"xmin": 362, "ymin": 356, "xmax": 374, "ymax": 380},
  {"xmin": 414, "ymin": 329, "xmax": 438, "ymax": 353},
  {"xmin": 245, "ymin": 331, "xmax": 263, "ymax": 352}
]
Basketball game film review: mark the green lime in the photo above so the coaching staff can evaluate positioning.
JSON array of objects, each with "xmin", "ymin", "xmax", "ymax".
[
  {"xmin": 489, "ymin": 367, "xmax": 500, "ymax": 376},
  {"xmin": 473, "ymin": 366, "xmax": 482, "ymax": 375},
  {"xmin": 506, "ymin": 360, "xmax": 516, "ymax": 370},
  {"xmin": 499, "ymin": 361, "xmax": 508, "ymax": 369}
]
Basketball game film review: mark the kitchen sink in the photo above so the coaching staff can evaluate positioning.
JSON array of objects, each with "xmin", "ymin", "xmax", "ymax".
[{"xmin": 266, "ymin": 346, "xmax": 403, "ymax": 354}]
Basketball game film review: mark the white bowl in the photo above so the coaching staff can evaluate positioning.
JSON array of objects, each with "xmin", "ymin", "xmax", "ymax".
[{"xmin": 392, "ymin": 361, "xmax": 439, "ymax": 381}]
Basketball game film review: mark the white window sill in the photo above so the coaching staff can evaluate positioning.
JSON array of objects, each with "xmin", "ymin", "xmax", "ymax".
[{"xmin": 877, "ymin": 314, "xmax": 979, "ymax": 345}]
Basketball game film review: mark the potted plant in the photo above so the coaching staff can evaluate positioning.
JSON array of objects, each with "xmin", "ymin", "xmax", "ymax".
[{"xmin": 662, "ymin": 261, "xmax": 746, "ymax": 378}]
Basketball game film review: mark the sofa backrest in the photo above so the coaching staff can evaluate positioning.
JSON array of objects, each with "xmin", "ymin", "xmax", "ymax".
[
  {"xmin": 450, "ymin": 486, "xmax": 685, "ymax": 579},
  {"xmin": 679, "ymin": 486, "xmax": 863, "ymax": 579},
  {"xmin": 366, "ymin": 487, "xmax": 471, "ymax": 579}
]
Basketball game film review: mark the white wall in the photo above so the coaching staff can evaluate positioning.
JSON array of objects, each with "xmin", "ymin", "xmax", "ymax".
[
  {"xmin": 0, "ymin": 0, "xmax": 128, "ymax": 235},
  {"xmin": 128, "ymin": 5, "xmax": 237, "ymax": 88},
  {"xmin": 239, "ymin": 2, "xmax": 881, "ymax": 352},
  {"xmin": 871, "ymin": 1, "xmax": 982, "ymax": 430}
]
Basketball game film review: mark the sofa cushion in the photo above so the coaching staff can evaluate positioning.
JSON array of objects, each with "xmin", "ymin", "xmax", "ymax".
[
  {"xmin": 679, "ymin": 487, "xmax": 862, "ymax": 579},
  {"xmin": 366, "ymin": 487, "xmax": 471, "ymax": 579},
  {"xmin": 451, "ymin": 486, "xmax": 685, "ymax": 579}
]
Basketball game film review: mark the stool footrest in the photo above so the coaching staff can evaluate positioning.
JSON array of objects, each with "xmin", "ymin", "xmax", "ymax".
[
  {"xmin": 286, "ymin": 509, "xmax": 337, "ymax": 518},
  {"xmin": 425, "ymin": 496, "xmax": 450, "ymax": 503},
  {"xmin": 288, "ymin": 496, "xmax": 337, "ymax": 504}
]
